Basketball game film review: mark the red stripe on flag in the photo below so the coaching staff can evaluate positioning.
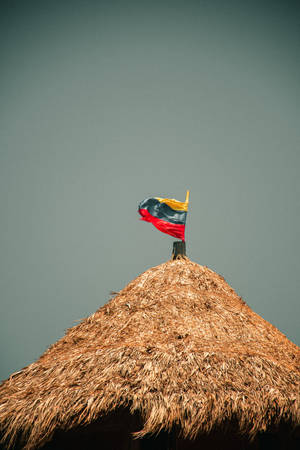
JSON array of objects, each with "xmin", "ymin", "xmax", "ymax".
[{"xmin": 139, "ymin": 209, "xmax": 185, "ymax": 241}]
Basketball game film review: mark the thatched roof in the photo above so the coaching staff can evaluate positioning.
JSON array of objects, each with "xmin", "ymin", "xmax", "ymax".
[{"xmin": 0, "ymin": 258, "xmax": 299, "ymax": 449}]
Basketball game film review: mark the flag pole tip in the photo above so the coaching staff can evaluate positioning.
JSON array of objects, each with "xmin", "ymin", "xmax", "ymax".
[{"xmin": 185, "ymin": 190, "xmax": 190, "ymax": 204}]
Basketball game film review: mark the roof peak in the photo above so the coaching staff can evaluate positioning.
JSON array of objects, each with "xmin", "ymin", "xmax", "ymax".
[{"xmin": 0, "ymin": 257, "xmax": 299, "ymax": 449}]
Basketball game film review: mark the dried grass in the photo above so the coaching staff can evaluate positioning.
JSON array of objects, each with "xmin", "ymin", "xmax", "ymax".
[{"xmin": 0, "ymin": 258, "xmax": 299, "ymax": 449}]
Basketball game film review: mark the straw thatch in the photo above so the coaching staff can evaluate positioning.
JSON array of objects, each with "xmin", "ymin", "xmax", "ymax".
[{"xmin": 0, "ymin": 258, "xmax": 299, "ymax": 449}]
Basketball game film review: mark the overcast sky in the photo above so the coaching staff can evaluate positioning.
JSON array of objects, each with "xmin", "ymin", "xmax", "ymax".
[{"xmin": 1, "ymin": 0, "xmax": 299, "ymax": 381}]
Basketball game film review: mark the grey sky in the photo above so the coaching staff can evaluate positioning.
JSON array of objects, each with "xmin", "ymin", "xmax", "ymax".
[{"xmin": 1, "ymin": 0, "xmax": 299, "ymax": 381}]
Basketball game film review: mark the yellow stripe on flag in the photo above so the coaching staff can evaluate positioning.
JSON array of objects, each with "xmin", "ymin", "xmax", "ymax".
[{"xmin": 156, "ymin": 191, "xmax": 189, "ymax": 212}]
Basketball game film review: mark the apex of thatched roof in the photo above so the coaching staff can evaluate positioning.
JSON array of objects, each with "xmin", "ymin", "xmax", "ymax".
[{"xmin": 1, "ymin": 258, "xmax": 299, "ymax": 449}]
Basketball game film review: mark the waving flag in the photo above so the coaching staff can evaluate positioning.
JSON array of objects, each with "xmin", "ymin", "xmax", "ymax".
[{"xmin": 138, "ymin": 191, "xmax": 189, "ymax": 241}]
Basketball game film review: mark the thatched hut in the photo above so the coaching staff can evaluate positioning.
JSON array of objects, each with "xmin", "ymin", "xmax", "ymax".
[{"xmin": 0, "ymin": 257, "xmax": 299, "ymax": 449}]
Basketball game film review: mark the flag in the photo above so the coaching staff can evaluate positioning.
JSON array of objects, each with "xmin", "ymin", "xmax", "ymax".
[{"xmin": 138, "ymin": 191, "xmax": 189, "ymax": 241}]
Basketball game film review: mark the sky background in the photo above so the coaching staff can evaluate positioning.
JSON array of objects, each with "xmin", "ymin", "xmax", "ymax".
[{"xmin": 1, "ymin": 0, "xmax": 299, "ymax": 381}]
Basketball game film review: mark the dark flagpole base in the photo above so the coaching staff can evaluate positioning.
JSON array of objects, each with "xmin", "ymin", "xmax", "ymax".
[{"xmin": 172, "ymin": 241, "xmax": 186, "ymax": 260}]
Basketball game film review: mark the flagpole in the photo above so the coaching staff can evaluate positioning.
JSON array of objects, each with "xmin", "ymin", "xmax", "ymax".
[{"xmin": 172, "ymin": 190, "xmax": 189, "ymax": 260}]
